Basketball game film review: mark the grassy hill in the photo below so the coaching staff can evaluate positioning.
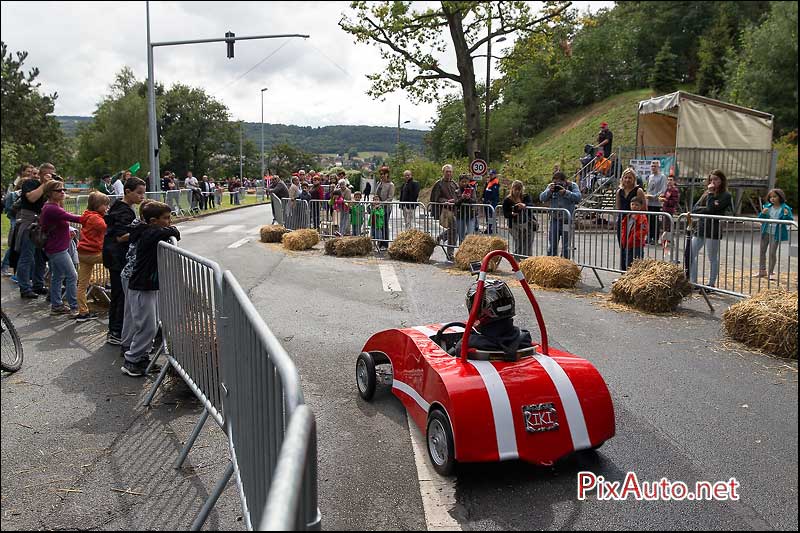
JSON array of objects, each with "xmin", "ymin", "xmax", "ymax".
[{"xmin": 500, "ymin": 88, "xmax": 656, "ymax": 190}]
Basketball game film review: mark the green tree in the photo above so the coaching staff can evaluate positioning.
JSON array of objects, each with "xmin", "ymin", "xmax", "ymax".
[
  {"xmin": 726, "ymin": 1, "xmax": 798, "ymax": 136},
  {"xmin": 161, "ymin": 84, "xmax": 233, "ymax": 177},
  {"xmin": 72, "ymin": 67, "xmax": 163, "ymax": 179},
  {"xmin": 1, "ymin": 41, "xmax": 69, "ymax": 169},
  {"xmin": 340, "ymin": 1, "xmax": 569, "ymax": 159},
  {"xmin": 649, "ymin": 39, "xmax": 679, "ymax": 93},
  {"xmin": 268, "ymin": 143, "xmax": 318, "ymax": 178}
]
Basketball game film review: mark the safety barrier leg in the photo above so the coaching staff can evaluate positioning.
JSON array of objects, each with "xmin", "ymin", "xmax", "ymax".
[
  {"xmin": 143, "ymin": 362, "xmax": 171, "ymax": 408},
  {"xmin": 175, "ymin": 409, "xmax": 210, "ymax": 469},
  {"xmin": 189, "ymin": 461, "xmax": 235, "ymax": 531}
]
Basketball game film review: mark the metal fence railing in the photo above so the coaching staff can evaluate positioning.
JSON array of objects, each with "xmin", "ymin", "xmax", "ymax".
[
  {"xmin": 572, "ymin": 208, "xmax": 675, "ymax": 278},
  {"xmin": 674, "ymin": 214, "xmax": 798, "ymax": 298},
  {"xmin": 141, "ymin": 240, "xmax": 318, "ymax": 531},
  {"xmin": 220, "ymin": 271, "xmax": 320, "ymax": 531}
]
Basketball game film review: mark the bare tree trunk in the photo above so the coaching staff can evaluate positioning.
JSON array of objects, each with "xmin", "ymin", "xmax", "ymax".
[{"xmin": 446, "ymin": 8, "xmax": 482, "ymax": 159}]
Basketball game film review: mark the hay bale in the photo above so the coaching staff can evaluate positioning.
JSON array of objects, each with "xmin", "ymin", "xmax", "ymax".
[
  {"xmin": 388, "ymin": 229, "xmax": 436, "ymax": 263},
  {"xmin": 324, "ymin": 237, "xmax": 340, "ymax": 255},
  {"xmin": 282, "ymin": 229, "xmax": 320, "ymax": 251},
  {"xmin": 334, "ymin": 236, "xmax": 373, "ymax": 257},
  {"xmin": 610, "ymin": 259, "xmax": 691, "ymax": 312},
  {"xmin": 723, "ymin": 290, "xmax": 797, "ymax": 359},
  {"xmin": 260, "ymin": 224, "xmax": 289, "ymax": 243},
  {"xmin": 519, "ymin": 256, "xmax": 581, "ymax": 289},
  {"xmin": 453, "ymin": 235, "xmax": 507, "ymax": 271}
]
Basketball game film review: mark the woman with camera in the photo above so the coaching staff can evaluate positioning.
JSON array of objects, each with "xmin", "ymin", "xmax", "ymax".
[{"xmin": 503, "ymin": 180, "xmax": 536, "ymax": 257}]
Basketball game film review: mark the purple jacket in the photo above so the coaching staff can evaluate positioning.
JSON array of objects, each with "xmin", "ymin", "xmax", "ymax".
[{"xmin": 40, "ymin": 203, "xmax": 82, "ymax": 255}]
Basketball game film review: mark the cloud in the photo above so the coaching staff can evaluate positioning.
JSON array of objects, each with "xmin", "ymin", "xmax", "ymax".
[{"xmin": 1, "ymin": 1, "xmax": 611, "ymax": 130}]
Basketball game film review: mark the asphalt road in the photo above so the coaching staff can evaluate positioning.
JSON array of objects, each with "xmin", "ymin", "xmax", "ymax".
[{"xmin": 2, "ymin": 204, "xmax": 797, "ymax": 531}]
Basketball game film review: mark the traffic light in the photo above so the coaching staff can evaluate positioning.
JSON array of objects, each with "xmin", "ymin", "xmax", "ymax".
[{"xmin": 225, "ymin": 31, "xmax": 235, "ymax": 59}]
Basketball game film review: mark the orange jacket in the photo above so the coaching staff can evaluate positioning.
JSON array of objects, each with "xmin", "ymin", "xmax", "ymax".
[
  {"xmin": 620, "ymin": 213, "xmax": 648, "ymax": 248},
  {"xmin": 77, "ymin": 210, "xmax": 107, "ymax": 254},
  {"xmin": 594, "ymin": 157, "xmax": 612, "ymax": 175}
]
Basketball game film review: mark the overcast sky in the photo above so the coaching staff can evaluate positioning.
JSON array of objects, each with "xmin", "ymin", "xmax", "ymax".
[{"xmin": 1, "ymin": 1, "xmax": 611, "ymax": 130}]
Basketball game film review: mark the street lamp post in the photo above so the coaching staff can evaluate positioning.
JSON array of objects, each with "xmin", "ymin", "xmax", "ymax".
[
  {"xmin": 260, "ymin": 87, "xmax": 268, "ymax": 180},
  {"xmin": 396, "ymin": 104, "xmax": 410, "ymax": 162},
  {"xmin": 239, "ymin": 122, "xmax": 243, "ymax": 180}
]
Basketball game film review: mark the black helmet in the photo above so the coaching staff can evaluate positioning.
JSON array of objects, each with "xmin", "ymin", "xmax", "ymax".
[{"xmin": 466, "ymin": 279, "xmax": 515, "ymax": 324}]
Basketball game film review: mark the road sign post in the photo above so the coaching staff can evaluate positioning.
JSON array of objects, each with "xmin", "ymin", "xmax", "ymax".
[{"xmin": 470, "ymin": 159, "xmax": 488, "ymax": 177}]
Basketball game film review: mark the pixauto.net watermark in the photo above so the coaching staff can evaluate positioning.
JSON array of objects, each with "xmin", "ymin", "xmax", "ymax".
[{"xmin": 578, "ymin": 472, "xmax": 740, "ymax": 501}]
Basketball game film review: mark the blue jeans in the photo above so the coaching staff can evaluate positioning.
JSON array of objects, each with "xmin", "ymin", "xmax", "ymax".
[
  {"xmin": 16, "ymin": 231, "xmax": 47, "ymax": 293},
  {"xmin": 548, "ymin": 218, "xmax": 571, "ymax": 259},
  {"xmin": 621, "ymin": 247, "xmax": 644, "ymax": 271},
  {"xmin": 690, "ymin": 236, "xmax": 721, "ymax": 287},
  {"xmin": 457, "ymin": 217, "xmax": 475, "ymax": 245},
  {"xmin": 48, "ymin": 249, "xmax": 78, "ymax": 310}
]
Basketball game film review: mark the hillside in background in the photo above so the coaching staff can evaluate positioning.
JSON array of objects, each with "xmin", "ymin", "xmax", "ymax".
[
  {"xmin": 55, "ymin": 116, "xmax": 427, "ymax": 155},
  {"xmin": 501, "ymin": 88, "xmax": 655, "ymax": 187}
]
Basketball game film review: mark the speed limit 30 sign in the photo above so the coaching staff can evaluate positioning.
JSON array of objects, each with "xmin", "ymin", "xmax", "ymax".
[{"xmin": 470, "ymin": 158, "xmax": 488, "ymax": 176}]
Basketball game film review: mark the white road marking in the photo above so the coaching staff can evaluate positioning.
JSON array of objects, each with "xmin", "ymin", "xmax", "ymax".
[
  {"xmin": 407, "ymin": 414, "xmax": 462, "ymax": 531},
  {"xmin": 247, "ymin": 225, "xmax": 263, "ymax": 234},
  {"xmin": 228, "ymin": 237, "xmax": 251, "ymax": 249},
  {"xmin": 180, "ymin": 225, "xmax": 214, "ymax": 235},
  {"xmin": 215, "ymin": 225, "xmax": 246, "ymax": 233},
  {"xmin": 378, "ymin": 263, "xmax": 402, "ymax": 292}
]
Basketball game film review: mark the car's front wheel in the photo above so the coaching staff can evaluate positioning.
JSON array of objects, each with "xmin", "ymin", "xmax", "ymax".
[
  {"xmin": 427, "ymin": 410, "xmax": 455, "ymax": 476},
  {"xmin": 356, "ymin": 352, "xmax": 377, "ymax": 401}
]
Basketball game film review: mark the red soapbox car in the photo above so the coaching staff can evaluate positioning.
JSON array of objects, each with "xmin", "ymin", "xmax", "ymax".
[{"xmin": 356, "ymin": 251, "xmax": 615, "ymax": 475}]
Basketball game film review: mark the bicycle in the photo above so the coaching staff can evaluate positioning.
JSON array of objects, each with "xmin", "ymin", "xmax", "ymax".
[{"xmin": 1, "ymin": 308, "xmax": 23, "ymax": 372}]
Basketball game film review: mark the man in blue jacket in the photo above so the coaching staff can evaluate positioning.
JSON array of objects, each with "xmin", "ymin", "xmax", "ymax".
[{"xmin": 539, "ymin": 171, "xmax": 581, "ymax": 259}]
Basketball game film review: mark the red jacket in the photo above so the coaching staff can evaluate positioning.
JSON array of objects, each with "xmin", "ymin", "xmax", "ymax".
[
  {"xmin": 620, "ymin": 213, "xmax": 648, "ymax": 249},
  {"xmin": 77, "ymin": 210, "xmax": 107, "ymax": 254}
]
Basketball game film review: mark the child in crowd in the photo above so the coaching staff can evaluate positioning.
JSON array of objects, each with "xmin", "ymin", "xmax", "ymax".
[
  {"xmin": 330, "ymin": 189, "xmax": 346, "ymax": 236},
  {"xmin": 368, "ymin": 197, "xmax": 385, "ymax": 244},
  {"xmin": 120, "ymin": 199, "xmax": 153, "ymax": 354},
  {"xmin": 103, "ymin": 177, "xmax": 146, "ymax": 346},
  {"xmin": 350, "ymin": 191, "xmax": 366, "ymax": 236},
  {"xmin": 75, "ymin": 192, "xmax": 110, "ymax": 322},
  {"xmin": 121, "ymin": 201, "xmax": 180, "ymax": 377},
  {"xmin": 620, "ymin": 196, "xmax": 649, "ymax": 271},
  {"xmin": 756, "ymin": 188, "xmax": 793, "ymax": 281}
]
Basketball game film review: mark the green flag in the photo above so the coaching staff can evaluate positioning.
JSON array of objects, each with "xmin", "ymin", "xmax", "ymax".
[{"xmin": 128, "ymin": 162, "xmax": 141, "ymax": 174}]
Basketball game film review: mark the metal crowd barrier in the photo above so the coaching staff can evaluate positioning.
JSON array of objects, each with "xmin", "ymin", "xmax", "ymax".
[
  {"xmin": 145, "ymin": 241, "xmax": 228, "ymax": 529},
  {"xmin": 426, "ymin": 202, "xmax": 496, "ymax": 256},
  {"xmin": 220, "ymin": 271, "xmax": 320, "ymax": 531},
  {"xmin": 144, "ymin": 240, "xmax": 318, "ymax": 530},
  {"xmin": 494, "ymin": 206, "xmax": 572, "ymax": 260},
  {"xmin": 674, "ymin": 214, "xmax": 798, "ymax": 298},
  {"xmin": 281, "ymin": 198, "xmax": 310, "ymax": 230},
  {"xmin": 572, "ymin": 208, "xmax": 674, "ymax": 284}
]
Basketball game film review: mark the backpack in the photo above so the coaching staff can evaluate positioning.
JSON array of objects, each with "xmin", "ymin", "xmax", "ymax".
[{"xmin": 28, "ymin": 218, "xmax": 50, "ymax": 249}]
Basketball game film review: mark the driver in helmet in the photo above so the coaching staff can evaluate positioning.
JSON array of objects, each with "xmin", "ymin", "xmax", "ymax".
[{"xmin": 448, "ymin": 279, "xmax": 533, "ymax": 357}]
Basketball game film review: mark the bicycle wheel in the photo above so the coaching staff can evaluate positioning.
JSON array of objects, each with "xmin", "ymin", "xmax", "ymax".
[{"xmin": 1, "ymin": 310, "xmax": 23, "ymax": 373}]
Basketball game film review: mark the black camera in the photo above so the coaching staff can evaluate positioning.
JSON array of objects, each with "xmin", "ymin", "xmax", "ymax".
[
  {"xmin": 51, "ymin": 174, "xmax": 63, "ymax": 182},
  {"xmin": 553, "ymin": 183, "xmax": 564, "ymax": 192}
]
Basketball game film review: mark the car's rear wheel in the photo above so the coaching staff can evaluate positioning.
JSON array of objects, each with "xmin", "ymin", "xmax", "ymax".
[
  {"xmin": 426, "ymin": 410, "xmax": 455, "ymax": 476},
  {"xmin": 356, "ymin": 352, "xmax": 376, "ymax": 401}
]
